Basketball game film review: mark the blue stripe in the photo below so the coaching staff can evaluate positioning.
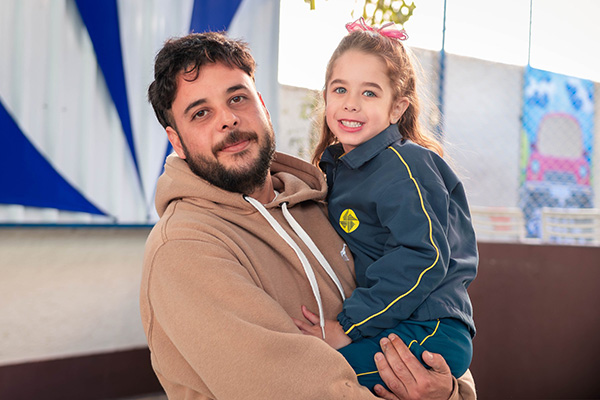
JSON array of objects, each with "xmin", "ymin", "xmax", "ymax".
[
  {"xmin": 189, "ymin": 0, "xmax": 244, "ymax": 33},
  {"xmin": 74, "ymin": 0, "xmax": 142, "ymax": 193},
  {"xmin": 0, "ymin": 100, "xmax": 107, "ymax": 216}
]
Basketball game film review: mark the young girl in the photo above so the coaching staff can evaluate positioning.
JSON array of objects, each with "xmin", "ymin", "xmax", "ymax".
[{"xmin": 294, "ymin": 18, "xmax": 478, "ymax": 391}]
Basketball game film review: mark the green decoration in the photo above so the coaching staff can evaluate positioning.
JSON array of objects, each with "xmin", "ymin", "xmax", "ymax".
[
  {"xmin": 305, "ymin": 1, "xmax": 416, "ymax": 27},
  {"xmin": 304, "ymin": 0, "xmax": 316, "ymax": 10},
  {"xmin": 361, "ymin": 0, "xmax": 416, "ymax": 27}
]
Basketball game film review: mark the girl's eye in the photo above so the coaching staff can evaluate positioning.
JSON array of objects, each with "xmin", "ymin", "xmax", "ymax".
[
  {"xmin": 334, "ymin": 87, "xmax": 346, "ymax": 94},
  {"xmin": 363, "ymin": 90, "xmax": 376, "ymax": 97}
]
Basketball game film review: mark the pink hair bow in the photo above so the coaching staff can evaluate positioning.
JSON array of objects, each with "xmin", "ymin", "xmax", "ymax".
[{"xmin": 345, "ymin": 17, "xmax": 408, "ymax": 41}]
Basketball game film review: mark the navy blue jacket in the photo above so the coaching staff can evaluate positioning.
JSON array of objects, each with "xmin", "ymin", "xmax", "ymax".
[{"xmin": 320, "ymin": 125, "xmax": 477, "ymax": 342}]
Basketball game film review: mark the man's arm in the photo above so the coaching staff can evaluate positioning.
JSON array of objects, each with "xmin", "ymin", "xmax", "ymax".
[{"xmin": 143, "ymin": 239, "xmax": 378, "ymax": 400}]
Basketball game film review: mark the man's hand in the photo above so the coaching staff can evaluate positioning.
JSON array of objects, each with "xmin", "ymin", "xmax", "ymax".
[
  {"xmin": 292, "ymin": 306, "xmax": 352, "ymax": 349},
  {"xmin": 373, "ymin": 334, "xmax": 454, "ymax": 400}
]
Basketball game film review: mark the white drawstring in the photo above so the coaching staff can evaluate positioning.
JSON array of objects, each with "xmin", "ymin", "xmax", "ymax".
[
  {"xmin": 280, "ymin": 202, "xmax": 346, "ymax": 302},
  {"xmin": 244, "ymin": 195, "xmax": 327, "ymax": 339}
]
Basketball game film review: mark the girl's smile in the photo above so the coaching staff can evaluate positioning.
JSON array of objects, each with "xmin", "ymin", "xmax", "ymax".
[{"xmin": 339, "ymin": 119, "xmax": 364, "ymax": 130}]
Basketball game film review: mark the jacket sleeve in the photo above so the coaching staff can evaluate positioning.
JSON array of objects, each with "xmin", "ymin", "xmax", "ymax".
[
  {"xmin": 144, "ymin": 238, "xmax": 378, "ymax": 400},
  {"xmin": 338, "ymin": 173, "xmax": 452, "ymax": 340}
]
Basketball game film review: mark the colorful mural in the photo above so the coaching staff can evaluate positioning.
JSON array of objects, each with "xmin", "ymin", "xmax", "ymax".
[{"xmin": 520, "ymin": 66, "xmax": 595, "ymax": 237}]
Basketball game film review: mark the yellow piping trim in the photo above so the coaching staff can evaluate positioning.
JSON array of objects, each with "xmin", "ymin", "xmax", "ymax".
[
  {"xmin": 345, "ymin": 146, "xmax": 441, "ymax": 336},
  {"xmin": 356, "ymin": 370, "xmax": 379, "ymax": 377},
  {"xmin": 407, "ymin": 339, "xmax": 418, "ymax": 349},
  {"xmin": 419, "ymin": 319, "xmax": 441, "ymax": 346}
]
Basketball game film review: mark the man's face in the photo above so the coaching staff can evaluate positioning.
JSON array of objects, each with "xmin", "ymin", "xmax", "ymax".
[{"xmin": 166, "ymin": 62, "xmax": 275, "ymax": 194}]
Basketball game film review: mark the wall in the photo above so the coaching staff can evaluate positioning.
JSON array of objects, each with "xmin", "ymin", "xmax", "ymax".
[
  {"xmin": 0, "ymin": 227, "xmax": 151, "ymax": 366},
  {"xmin": 1, "ymin": 228, "xmax": 599, "ymax": 399},
  {"xmin": 443, "ymin": 55, "xmax": 524, "ymax": 207},
  {"xmin": 470, "ymin": 242, "xmax": 600, "ymax": 399}
]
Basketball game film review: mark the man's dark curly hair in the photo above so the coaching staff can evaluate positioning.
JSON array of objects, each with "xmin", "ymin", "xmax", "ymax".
[{"xmin": 148, "ymin": 32, "xmax": 256, "ymax": 129}]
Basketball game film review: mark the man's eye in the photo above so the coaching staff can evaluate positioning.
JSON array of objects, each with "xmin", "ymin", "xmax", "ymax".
[
  {"xmin": 231, "ymin": 95, "xmax": 243, "ymax": 103},
  {"xmin": 334, "ymin": 87, "xmax": 346, "ymax": 94},
  {"xmin": 194, "ymin": 110, "xmax": 207, "ymax": 119}
]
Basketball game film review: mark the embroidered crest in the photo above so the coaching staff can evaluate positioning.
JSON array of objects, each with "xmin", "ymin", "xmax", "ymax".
[{"xmin": 339, "ymin": 209, "xmax": 360, "ymax": 233}]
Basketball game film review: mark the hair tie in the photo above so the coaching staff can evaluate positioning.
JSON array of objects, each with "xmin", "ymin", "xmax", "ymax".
[{"xmin": 345, "ymin": 17, "xmax": 408, "ymax": 41}]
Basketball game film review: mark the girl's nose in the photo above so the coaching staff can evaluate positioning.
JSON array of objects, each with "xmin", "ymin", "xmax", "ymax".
[{"xmin": 344, "ymin": 95, "xmax": 359, "ymax": 112}]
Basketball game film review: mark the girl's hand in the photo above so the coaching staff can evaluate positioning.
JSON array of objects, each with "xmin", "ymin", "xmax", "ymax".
[{"xmin": 292, "ymin": 305, "xmax": 352, "ymax": 349}]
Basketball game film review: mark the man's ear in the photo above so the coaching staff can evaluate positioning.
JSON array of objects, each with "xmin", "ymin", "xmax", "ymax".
[
  {"xmin": 390, "ymin": 97, "xmax": 410, "ymax": 124},
  {"xmin": 166, "ymin": 126, "xmax": 186, "ymax": 159}
]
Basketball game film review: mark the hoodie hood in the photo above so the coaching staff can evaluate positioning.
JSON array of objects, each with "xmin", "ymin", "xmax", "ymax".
[{"xmin": 155, "ymin": 152, "xmax": 327, "ymax": 217}]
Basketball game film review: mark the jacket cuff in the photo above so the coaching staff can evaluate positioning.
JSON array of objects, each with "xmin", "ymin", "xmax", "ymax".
[{"xmin": 337, "ymin": 313, "xmax": 363, "ymax": 342}]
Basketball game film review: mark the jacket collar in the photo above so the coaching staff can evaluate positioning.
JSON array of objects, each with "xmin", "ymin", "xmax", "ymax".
[{"xmin": 325, "ymin": 124, "xmax": 403, "ymax": 170}]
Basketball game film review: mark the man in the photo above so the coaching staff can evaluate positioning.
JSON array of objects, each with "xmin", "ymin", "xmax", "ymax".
[{"xmin": 140, "ymin": 31, "xmax": 476, "ymax": 399}]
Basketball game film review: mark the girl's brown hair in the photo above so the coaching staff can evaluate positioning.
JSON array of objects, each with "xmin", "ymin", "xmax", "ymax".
[{"xmin": 311, "ymin": 30, "xmax": 443, "ymax": 166}]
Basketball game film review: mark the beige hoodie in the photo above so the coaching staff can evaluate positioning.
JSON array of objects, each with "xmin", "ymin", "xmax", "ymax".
[{"xmin": 140, "ymin": 152, "xmax": 475, "ymax": 399}]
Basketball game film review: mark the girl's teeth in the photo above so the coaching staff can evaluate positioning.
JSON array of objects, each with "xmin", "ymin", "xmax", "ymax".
[{"xmin": 341, "ymin": 120, "xmax": 362, "ymax": 128}]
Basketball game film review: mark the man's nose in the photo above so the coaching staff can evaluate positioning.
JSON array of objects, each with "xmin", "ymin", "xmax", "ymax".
[{"xmin": 218, "ymin": 109, "xmax": 239, "ymax": 130}]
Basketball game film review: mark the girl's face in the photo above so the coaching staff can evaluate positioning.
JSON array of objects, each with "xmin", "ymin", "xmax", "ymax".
[{"xmin": 325, "ymin": 50, "xmax": 408, "ymax": 153}]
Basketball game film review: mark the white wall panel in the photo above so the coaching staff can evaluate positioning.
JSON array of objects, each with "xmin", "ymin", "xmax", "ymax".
[{"xmin": 118, "ymin": 0, "xmax": 195, "ymax": 219}]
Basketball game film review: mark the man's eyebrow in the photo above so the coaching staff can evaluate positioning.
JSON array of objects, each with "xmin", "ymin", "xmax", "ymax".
[
  {"xmin": 183, "ymin": 84, "xmax": 250, "ymax": 116},
  {"xmin": 184, "ymin": 98, "xmax": 206, "ymax": 116},
  {"xmin": 226, "ymin": 83, "xmax": 249, "ymax": 94}
]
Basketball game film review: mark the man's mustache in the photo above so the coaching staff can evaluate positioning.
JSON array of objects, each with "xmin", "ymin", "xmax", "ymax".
[{"xmin": 213, "ymin": 130, "xmax": 258, "ymax": 154}]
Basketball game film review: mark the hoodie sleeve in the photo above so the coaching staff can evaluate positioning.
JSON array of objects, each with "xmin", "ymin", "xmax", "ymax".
[
  {"xmin": 143, "ymin": 238, "xmax": 378, "ymax": 400},
  {"xmin": 338, "ymin": 164, "xmax": 452, "ymax": 340}
]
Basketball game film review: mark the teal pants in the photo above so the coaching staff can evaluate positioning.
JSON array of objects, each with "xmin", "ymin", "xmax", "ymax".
[{"xmin": 338, "ymin": 318, "xmax": 472, "ymax": 392}]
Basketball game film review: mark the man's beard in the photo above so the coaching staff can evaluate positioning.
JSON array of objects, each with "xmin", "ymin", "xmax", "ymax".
[{"xmin": 180, "ymin": 129, "xmax": 275, "ymax": 195}]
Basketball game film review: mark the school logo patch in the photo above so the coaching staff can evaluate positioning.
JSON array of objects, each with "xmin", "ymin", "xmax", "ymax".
[{"xmin": 339, "ymin": 209, "xmax": 359, "ymax": 233}]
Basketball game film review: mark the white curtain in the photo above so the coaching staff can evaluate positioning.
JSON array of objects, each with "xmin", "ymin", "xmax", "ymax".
[{"xmin": 0, "ymin": 0, "xmax": 280, "ymax": 225}]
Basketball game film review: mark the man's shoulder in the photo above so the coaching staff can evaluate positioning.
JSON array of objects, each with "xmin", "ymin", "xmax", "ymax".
[{"xmin": 148, "ymin": 199, "xmax": 221, "ymax": 247}]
